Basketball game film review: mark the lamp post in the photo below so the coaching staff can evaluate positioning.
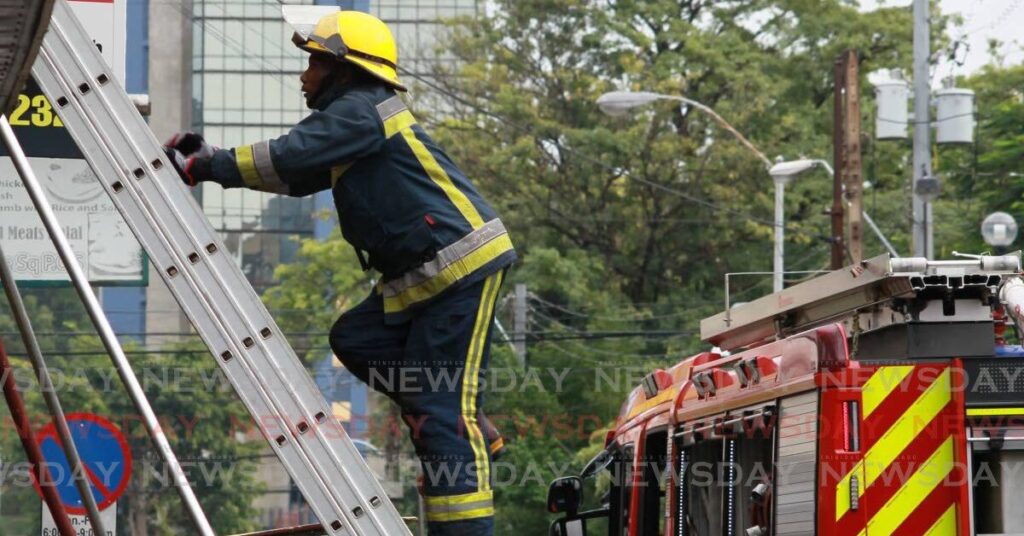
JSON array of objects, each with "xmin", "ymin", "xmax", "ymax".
[
  {"xmin": 766, "ymin": 160, "xmax": 820, "ymax": 292},
  {"xmin": 770, "ymin": 159, "xmax": 899, "ymax": 291},
  {"xmin": 596, "ymin": 91, "xmax": 773, "ymax": 168},
  {"xmin": 597, "ymin": 91, "xmax": 900, "ymax": 293}
]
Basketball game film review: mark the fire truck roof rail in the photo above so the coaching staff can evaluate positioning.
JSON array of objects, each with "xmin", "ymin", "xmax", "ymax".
[{"xmin": 701, "ymin": 253, "xmax": 1022, "ymax": 351}]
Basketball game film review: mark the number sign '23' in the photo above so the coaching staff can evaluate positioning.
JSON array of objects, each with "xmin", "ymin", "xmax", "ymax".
[{"xmin": 9, "ymin": 93, "xmax": 64, "ymax": 128}]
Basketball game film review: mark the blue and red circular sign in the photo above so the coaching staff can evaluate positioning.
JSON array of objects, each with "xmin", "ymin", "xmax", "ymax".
[{"xmin": 33, "ymin": 412, "xmax": 132, "ymax": 514}]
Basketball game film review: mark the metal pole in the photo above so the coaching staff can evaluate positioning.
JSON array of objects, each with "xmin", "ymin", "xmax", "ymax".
[
  {"xmin": 0, "ymin": 116, "xmax": 216, "ymax": 536},
  {"xmin": 832, "ymin": 56, "xmax": 847, "ymax": 269},
  {"xmin": 0, "ymin": 171, "xmax": 107, "ymax": 536},
  {"xmin": 815, "ymin": 160, "xmax": 898, "ymax": 257},
  {"xmin": 862, "ymin": 210, "xmax": 900, "ymax": 258},
  {"xmin": 673, "ymin": 96, "xmax": 772, "ymax": 168},
  {"xmin": 0, "ymin": 340, "xmax": 78, "ymax": 536},
  {"xmin": 913, "ymin": 0, "xmax": 932, "ymax": 258},
  {"xmin": 773, "ymin": 180, "xmax": 785, "ymax": 292}
]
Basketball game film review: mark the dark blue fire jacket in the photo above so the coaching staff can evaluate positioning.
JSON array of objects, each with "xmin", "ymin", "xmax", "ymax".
[{"xmin": 199, "ymin": 83, "xmax": 516, "ymax": 322}]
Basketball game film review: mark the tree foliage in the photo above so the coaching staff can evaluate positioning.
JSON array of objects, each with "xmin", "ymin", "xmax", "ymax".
[{"xmin": 427, "ymin": 0, "xmax": 941, "ymax": 308}]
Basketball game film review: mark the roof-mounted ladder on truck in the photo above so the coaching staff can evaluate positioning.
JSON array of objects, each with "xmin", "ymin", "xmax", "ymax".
[
  {"xmin": 0, "ymin": 1, "xmax": 413, "ymax": 534},
  {"xmin": 701, "ymin": 251, "xmax": 1024, "ymax": 407}
]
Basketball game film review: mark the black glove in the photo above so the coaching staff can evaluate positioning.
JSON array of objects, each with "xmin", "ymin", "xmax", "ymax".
[
  {"xmin": 163, "ymin": 147, "xmax": 211, "ymax": 187},
  {"xmin": 164, "ymin": 131, "xmax": 216, "ymax": 159}
]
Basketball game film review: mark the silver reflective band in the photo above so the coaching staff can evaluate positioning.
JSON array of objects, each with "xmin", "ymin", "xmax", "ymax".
[
  {"xmin": 376, "ymin": 94, "xmax": 407, "ymax": 122},
  {"xmin": 381, "ymin": 218, "xmax": 509, "ymax": 297},
  {"xmin": 424, "ymin": 497, "xmax": 494, "ymax": 515},
  {"xmin": 252, "ymin": 140, "xmax": 289, "ymax": 194}
]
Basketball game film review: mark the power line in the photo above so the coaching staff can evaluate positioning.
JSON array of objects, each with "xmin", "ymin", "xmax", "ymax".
[{"xmin": 397, "ymin": 68, "xmax": 831, "ymax": 244}]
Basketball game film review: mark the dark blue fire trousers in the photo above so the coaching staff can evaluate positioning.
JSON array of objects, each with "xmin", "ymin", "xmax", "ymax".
[{"xmin": 329, "ymin": 271, "xmax": 504, "ymax": 536}]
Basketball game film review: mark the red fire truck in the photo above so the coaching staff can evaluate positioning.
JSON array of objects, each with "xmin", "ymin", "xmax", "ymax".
[{"xmin": 547, "ymin": 254, "xmax": 1024, "ymax": 535}]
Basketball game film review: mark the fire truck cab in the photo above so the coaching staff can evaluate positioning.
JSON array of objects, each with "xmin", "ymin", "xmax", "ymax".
[{"xmin": 548, "ymin": 254, "xmax": 1024, "ymax": 536}]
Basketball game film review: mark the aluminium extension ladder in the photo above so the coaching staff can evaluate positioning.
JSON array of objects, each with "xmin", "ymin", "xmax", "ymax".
[{"xmin": 30, "ymin": 1, "xmax": 412, "ymax": 534}]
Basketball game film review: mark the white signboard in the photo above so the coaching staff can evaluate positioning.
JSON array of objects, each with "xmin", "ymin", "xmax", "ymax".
[
  {"xmin": 0, "ymin": 159, "xmax": 144, "ymax": 283},
  {"xmin": 0, "ymin": 0, "xmax": 143, "ymax": 285},
  {"xmin": 41, "ymin": 501, "xmax": 116, "ymax": 536}
]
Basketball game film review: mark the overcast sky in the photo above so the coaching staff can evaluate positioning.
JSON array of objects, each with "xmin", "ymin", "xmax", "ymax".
[{"xmin": 859, "ymin": 0, "xmax": 1024, "ymax": 77}]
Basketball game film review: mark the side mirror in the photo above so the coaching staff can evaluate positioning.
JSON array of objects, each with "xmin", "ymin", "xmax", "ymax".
[
  {"xmin": 549, "ymin": 518, "xmax": 587, "ymax": 536},
  {"xmin": 547, "ymin": 476, "xmax": 583, "ymax": 516}
]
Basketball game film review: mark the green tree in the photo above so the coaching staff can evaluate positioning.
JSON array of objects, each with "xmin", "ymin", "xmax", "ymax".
[
  {"xmin": 428, "ymin": 0, "xmax": 942, "ymax": 308},
  {"xmin": 416, "ymin": 1, "xmax": 957, "ymax": 532},
  {"xmin": 262, "ymin": 228, "xmax": 375, "ymax": 365}
]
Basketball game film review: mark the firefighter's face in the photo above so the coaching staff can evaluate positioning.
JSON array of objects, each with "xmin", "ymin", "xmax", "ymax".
[{"xmin": 300, "ymin": 54, "xmax": 338, "ymax": 108}]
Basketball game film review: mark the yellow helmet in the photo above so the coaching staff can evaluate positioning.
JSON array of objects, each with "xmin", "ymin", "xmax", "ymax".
[{"xmin": 291, "ymin": 11, "xmax": 406, "ymax": 92}]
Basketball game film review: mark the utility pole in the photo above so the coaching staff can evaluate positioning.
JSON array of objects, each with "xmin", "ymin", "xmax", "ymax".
[
  {"xmin": 513, "ymin": 284, "xmax": 528, "ymax": 367},
  {"xmin": 832, "ymin": 57, "xmax": 847, "ymax": 269},
  {"xmin": 843, "ymin": 50, "xmax": 864, "ymax": 264},
  {"xmin": 912, "ymin": 0, "xmax": 933, "ymax": 258}
]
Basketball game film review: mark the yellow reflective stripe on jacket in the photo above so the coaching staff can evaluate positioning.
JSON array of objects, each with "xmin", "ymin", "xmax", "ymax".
[
  {"xmin": 384, "ymin": 109, "xmax": 416, "ymax": 138},
  {"xmin": 382, "ymin": 219, "xmax": 509, "ymax": 296},
  {"xmin": 462, "ymin": 272, "xmax": 502, "ymax": 492},
  {"xmin": 424, "ymin": 490, "xmax": 494, "ymax": 523},
  {"xmin": 234, "ymin": 145, "xmax": 262, "ymax": 189},
  {"xmin": 381, "ymin": 233, "xmax": 513, "ymax": 314},
  {"xmin": 377, "ymin": 96, "xmax": 486, "ymax": 229},
  {"xmin": 401, "ymin": 128, "xmax": 486, "ymax": 230}
]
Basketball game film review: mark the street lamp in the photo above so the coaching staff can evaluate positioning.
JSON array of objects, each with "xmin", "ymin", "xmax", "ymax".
[
  {"xmin": 767, "ymin": 159, "xmax": 819, "ymax": 292},
  {"xmin": 769, "ymin": 158, "xmax": 899, "ymax": 291},
  {"xmin": 598, "ymin": 92, "xmax": 901, "ymax": 293},
  {"xmin": 982, "ymin": 211, "xmax": 1018, "ymax": 254},
  {"xmin": 596, "ymin": 91, "xmax": 773, "ymax": 168}
]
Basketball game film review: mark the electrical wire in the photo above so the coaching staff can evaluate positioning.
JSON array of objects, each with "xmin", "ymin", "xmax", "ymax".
[{"xmin": 398, "ymin": 68, "xmax": 832, "ymax": 243}]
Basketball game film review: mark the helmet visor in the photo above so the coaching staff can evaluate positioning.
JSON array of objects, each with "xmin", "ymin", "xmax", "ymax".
[{"xmin": 282, "ymin": 5, "xmax": 338, "ymax": 41}]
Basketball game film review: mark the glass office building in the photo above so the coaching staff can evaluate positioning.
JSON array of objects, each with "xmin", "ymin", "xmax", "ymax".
[{"xmin": 191, "ymin": 0, "xmax": 315, "ymax": 293}]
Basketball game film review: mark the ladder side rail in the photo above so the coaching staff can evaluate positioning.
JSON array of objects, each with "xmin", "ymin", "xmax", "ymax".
[
  {"xmin": 36, "ymin": 8, "xmax": 396, "ymax": 534},
  {"xmin": 38, "ymin": 12, "xmax": 378, "ymax": 517},
  {"xmin": 36, "ymin": 2, "xmax": 411, "ymax": 533},
  {"xmin": 0, "ymin": 112, "xmax": 213, "ymax": 534},
  {"xmin": 35, "ymin": 17, "xmax": 397, "ymax": 536}
]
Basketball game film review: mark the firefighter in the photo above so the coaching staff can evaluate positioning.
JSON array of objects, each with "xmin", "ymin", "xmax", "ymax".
[{"xmin": 164, "ymin": 10, "xmax": 514, "ymax": 535}]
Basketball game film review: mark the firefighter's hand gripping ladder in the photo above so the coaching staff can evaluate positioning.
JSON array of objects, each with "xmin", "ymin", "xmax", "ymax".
[{"xmin": 27, "ymin": 1, "xmax": 412, "ymax": 534}]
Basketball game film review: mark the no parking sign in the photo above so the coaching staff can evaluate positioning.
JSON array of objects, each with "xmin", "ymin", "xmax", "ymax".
[{"xmin": 34, "ymin": 413, "xmax": 131, "ymax": 535}]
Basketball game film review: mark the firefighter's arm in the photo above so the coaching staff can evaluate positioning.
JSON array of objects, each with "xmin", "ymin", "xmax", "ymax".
[{"xmin": 193, "ymin": 94, "xmax": 384, "ymax": 196}]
